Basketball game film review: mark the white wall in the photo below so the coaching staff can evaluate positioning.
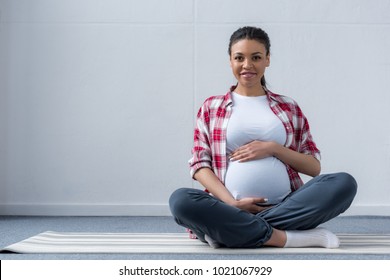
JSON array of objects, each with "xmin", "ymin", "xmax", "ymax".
[{"xmin": 0, "ymin": 0, "xmax": 389, "ymax": 216}]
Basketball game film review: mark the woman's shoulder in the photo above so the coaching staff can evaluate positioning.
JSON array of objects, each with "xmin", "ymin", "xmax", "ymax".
[
  {"xmin": 266, "ymin": 89, "xmax": 299, "ymax": 107},
  {"xmin": 201, "ymin": 92, "xmax": 232, "ymax": 109}
]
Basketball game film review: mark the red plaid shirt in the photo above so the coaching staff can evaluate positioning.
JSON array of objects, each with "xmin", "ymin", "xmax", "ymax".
[{"xmin": 189, "ymin": 86, "xmax": 321, "ymax": 192}]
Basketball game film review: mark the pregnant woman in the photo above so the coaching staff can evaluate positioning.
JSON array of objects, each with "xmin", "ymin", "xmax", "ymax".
[{"xmin": 169, "ymin": 26, "xmax": 357, "ymax": 249}]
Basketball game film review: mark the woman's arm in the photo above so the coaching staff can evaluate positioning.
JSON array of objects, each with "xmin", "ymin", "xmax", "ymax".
[
  {"xmin": 230, "ymin": 141, "xmax": 321, "ymax": 177},
  {"xmin": 194, "ymin": 167, "xmax": 269, "ymax": 213},
  {"xmin": 272, "ymin": 143, "xmax": 321, "ymax": 177}
]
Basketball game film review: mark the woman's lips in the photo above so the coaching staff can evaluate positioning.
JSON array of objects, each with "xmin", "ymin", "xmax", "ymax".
[{"xmin": 240, "ymin": 72, "xmax": 257, "ymax": 78}]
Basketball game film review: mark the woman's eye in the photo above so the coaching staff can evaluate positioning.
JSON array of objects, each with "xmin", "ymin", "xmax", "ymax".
[
  {"xmin": 253, "ymin": 56, "xmax": 261, "ymax": 61},
  {"xmin": 234, "ymin": 56, "xmax": 244, "ymax": 61}
]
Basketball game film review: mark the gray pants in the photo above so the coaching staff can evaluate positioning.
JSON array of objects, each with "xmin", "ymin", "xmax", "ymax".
[{"xmin": 169, "ymin": 172, "xmax": 357, "ymax": 248}]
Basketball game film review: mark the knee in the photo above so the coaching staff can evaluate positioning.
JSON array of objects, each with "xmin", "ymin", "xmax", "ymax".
[
  {"xmin": 169, "ymin": 188, "xmax": 198, "ymax": 218},
  {"xmin": 332, "ymin": 172, "xmax": 358, "ymax": 201}
]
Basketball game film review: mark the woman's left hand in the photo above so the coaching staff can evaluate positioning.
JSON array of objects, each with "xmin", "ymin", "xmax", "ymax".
[{"xmin": 230, "ymin": 141, "xmax": 275, "ymax": 162}]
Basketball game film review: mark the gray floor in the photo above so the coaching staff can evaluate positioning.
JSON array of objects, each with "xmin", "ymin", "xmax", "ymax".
[{"xmin": 1, "ymin": 215, "xmax": 390, "ymax": 260}]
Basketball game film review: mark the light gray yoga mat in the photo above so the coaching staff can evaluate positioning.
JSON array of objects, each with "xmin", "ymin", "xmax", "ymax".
[{"xmin": 2, "ymin": 231, "xmax": 390, "ymax": 254}]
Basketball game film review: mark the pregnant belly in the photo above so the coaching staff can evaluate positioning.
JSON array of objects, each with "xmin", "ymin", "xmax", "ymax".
[{"xmin": 225, "ymin": 157, "xmax": 291, "ymax": 204}]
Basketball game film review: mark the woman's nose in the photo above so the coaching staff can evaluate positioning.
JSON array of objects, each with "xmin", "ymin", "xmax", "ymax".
[{"xmin": 243, "ymin": 59, "xmax": 253, "ymax": 68}]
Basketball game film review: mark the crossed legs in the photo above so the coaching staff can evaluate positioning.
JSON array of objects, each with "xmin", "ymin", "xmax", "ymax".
[{"xmin": 169, "ymin": 172, "xmax": 357, "ymax": 248}]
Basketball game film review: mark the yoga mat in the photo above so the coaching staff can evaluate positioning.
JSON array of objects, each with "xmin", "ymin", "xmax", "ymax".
[{"xmin": 2, "ymin": 231, "xmax": 390, "ymax": 254}]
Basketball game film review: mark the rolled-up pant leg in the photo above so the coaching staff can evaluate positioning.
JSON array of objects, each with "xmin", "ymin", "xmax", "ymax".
[
  {"xmin": 169, "ymin": 188, "xmax": 273, "ymax": 248},
  {"xmin": 169, "ymin": 172, "xmax": 357, "ymax": 248}
]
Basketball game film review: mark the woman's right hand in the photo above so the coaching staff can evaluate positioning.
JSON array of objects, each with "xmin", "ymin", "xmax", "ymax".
[
  {"xmin": 232, "ymin": 197, "xmax": 270, "ymax": 214},
  {"xmin": 194, "ymin": 168, "xmax": 271, "ymax": 214}
]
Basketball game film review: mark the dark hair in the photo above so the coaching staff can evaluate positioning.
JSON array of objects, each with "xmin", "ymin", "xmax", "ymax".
[{"xmin": 228, "ymin": 26, "xmax": 271, "ymax": 87}]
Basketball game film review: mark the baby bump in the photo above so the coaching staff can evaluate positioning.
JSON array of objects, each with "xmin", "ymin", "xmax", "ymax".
[{"xmin": 225, "ymin": 157, "xmax": 291, "ymax": 204}]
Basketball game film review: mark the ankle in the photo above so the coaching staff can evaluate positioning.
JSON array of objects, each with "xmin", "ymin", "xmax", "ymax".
[{"xmin": 264, "ymin": 228, "xmax": 286, "ymax": 247}]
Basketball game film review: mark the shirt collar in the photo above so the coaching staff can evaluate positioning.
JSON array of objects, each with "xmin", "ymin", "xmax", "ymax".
[{"xmin": 227, "ymin": 85, "xmax": 277, "ymax": 106}]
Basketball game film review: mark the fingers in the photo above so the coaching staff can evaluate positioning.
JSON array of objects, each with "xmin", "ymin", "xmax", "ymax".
[
  {"xmin": 254, "ymin": 197, "xmax": 269, "ymax": 204},
  {"xmin": 249, "ymin": 203, "xmax": 271, "ymax": 214},
  {"xmin": 236, "ymin": 197, "xmax": 269, "ymax": 213},
  {"xmin": 230, "ymin": 144, "xmax": 253, "ymax": 162},
  {"xmin": 230, "ymin": 141, "xmax": 272, "ymax": 162},
  {"xmin": 251, "ymin": 198, "xmax": 271, "ymax": 213},
  {"xmin": 248, "ymin": 198, "xmax": 269, "ymax": 213},
  {"xmin": 230, "ymin": 153, "xmax": 250, "ymax": 162},
  {"xmin": 230, "ymin": 151, "xmax": 256, "ymax": 162}
]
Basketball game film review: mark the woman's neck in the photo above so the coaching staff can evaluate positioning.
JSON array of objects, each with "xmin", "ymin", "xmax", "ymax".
[{"xmin": 234, "ymin": 84, "xmax": 266, "ymax": 97}]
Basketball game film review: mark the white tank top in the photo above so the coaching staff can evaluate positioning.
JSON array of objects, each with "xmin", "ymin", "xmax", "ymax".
[{"xmin": 225, "ymin": 92, "xmax": 291, "ymax": 204}]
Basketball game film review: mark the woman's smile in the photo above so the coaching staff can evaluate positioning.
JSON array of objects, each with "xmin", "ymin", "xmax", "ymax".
[{"xmin": 240, "ymin": 71, "xmax": 257, "ymax": 79}]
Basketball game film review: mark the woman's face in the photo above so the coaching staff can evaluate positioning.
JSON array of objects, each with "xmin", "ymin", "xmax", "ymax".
[{"xmin": 230, "ymin": 39, "xmax": 270, "ymax": 91}]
